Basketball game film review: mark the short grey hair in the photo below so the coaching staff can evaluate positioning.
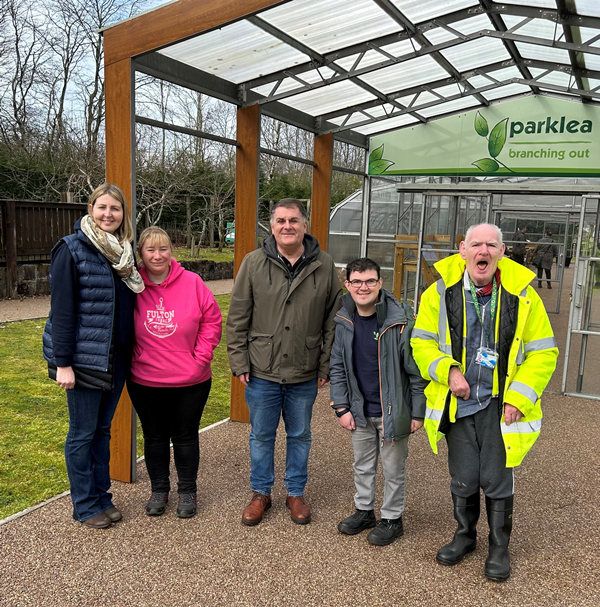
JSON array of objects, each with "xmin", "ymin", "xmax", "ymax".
[
  {"xmin": 270, "ymin": 198, "xmax": 307, "ymax": 224},
  {"xmin": 464, "ymin": 223, "xmax": 503, "ymax": 246}
]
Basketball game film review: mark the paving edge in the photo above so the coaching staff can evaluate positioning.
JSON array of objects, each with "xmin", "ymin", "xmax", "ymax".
[{"xmin": 0, "ymin": 417, "xmax": 231, "ymax": 527}]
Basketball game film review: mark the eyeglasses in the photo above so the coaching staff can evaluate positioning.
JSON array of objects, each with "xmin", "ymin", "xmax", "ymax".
[{"xmin": 347, "ymin": 279, "xmax": 379, "ymax": 289}]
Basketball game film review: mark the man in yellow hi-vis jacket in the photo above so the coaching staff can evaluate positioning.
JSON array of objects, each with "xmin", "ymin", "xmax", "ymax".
[{"xmin": 411, "ymin": 224, "xmax": 558, "ymax": 582}]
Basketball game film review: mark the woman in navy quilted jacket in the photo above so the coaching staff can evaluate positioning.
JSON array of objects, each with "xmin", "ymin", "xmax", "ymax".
[{"xmin": 43, "ymin": 184, "xmax": 143, "ymax": 528}]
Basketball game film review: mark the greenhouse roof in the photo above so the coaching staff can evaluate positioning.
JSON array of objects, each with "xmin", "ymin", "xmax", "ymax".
[{"xmin": 106, "ymin": 0, "xmax": 600, "ymax": 147}]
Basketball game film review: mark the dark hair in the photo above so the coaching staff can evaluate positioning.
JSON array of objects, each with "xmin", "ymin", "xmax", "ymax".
[
  {"xmin": 270, "ymin": 198, "xmax": 307, "ymax": 223},
  {"xmin": 546, "ymin": 228, "xmax": 553, "ymax": 236},
  {"xmin": 346, "ymin": 257, "xmax": 381, "ymax": 281},
  {"xmin": 519, "ymin": 224, "xmax": 527, "ymax": 231}
]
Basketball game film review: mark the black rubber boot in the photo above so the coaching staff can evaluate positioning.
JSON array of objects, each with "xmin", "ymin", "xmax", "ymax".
[
  {"xmin": 484, "ymin": 495, "xmax": 513, "ymax": 582},
  {"xmin": 538, "ymin": 281, "xmax": 543, "ymax": 288},
  {"xmin": 436, "ymin": 493, "xmax": 480, "ymax": 566}
]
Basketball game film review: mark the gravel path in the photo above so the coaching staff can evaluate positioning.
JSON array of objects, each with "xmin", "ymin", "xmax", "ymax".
[{"xmin": 0, "ymin": 268, "xmax": 598, "ymax": 606}]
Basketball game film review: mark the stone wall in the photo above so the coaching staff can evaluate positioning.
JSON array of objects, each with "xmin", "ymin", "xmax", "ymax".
[{"xmin": 0, "ymin": 260, "xmax": 233, "ymax": 299}]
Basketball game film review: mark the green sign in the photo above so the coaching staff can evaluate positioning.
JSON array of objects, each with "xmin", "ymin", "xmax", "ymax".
[{"xmin": 368, "ymin": 96, "xmax": 600, "ymax": 177}]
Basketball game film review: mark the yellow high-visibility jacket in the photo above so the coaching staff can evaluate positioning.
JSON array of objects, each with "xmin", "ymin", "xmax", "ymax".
[{"xmin": 411, "ymin": 255, "xmax": 558, "ymax": 467}]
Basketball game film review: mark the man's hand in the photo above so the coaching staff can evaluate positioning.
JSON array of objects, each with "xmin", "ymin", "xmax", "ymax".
[
  {"xmin": 319, "ymin": 377, "xmax": 329, "ymax": 388},
  {"xmin": 337, "ymin": 410, "xmax": 355, "ymax": 431},
  {"xmin": 449, "ymin": 366, "xmax": 470, "ymax": 400},
  {"xmin": 236, "ymin": 372, "xmax": 250, "ymax": 387},
  {"xmin": 504, "ymin": 403, "xmax": 523, "ymax": 425},
  {"xmin": 56, "ymin": 366, "xmax": 75, "ymax": 390},
  {"xmin": 410, "ymin": 419, "xmax": 423, "ymax": 433}
]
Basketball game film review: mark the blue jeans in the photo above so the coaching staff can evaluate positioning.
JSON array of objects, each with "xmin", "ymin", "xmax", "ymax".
[
  {"xmin": 65, "ymin": 360, "xmax": 126, "ymax": 522},
  {"xmin": 245, "ymin": 377, "xmax": 318, "ymax": 496}
]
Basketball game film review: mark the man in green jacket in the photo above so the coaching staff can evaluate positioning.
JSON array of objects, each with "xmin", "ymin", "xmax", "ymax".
[
  {"xmin": 227, "ymin": 199, "xmax": 342, "ymax": 527},
  {"xmin": 411, "ymin": 224, "xmax": 558, "ymax": 582}
]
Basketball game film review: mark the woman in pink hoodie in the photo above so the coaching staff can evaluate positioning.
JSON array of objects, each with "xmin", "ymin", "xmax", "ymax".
[{"xmin": 128, "ymin": 227, "xmax": 222, "ymax": 518}]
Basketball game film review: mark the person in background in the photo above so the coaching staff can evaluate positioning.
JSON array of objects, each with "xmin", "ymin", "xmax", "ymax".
[
  {"xmin": 128, "ymin": 227, "xmax": 222, "ymax": 519},
  {"xmin": 330, "ymin": 258, "xmax": 427, "ymax": 546},
  {"xmin": 43, "ymin": 183, "xmax": 143, "ymax": 528},
  {"xmin": 511, "ymin": 225, "xmax": 527, "ymax": 265},
  {"xmin": 411, "ymin": 223, "xmax": 558, "ymax": 582},
  {"xmin": 227, "ymin": 198, "xmax": 342, "ymax": 527},
  {"xmin": 534, "ymin": 228, "xmax": 558, "ymax": 289}
]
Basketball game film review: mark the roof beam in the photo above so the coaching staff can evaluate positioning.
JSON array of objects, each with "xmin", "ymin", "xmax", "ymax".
[
  {"xmin": 513, "ymin": 78, "xmax": 600, "ymax": 101},
  {"xmin": 479, "ymin": 0, "xmax": 540, "ymax": 95},
  {"xmin": 134, "ymin": 53, "xmax": 368, "ymax": 147},
  {"xmin": 248, "ymin": 14, "xmax": 427, "ymax": 124},
  {"xmin": 372, "ymin": 0, "xmax": 489, "ymax": 107},
  {"xmin": 485, "ymin": 3, "xmax": 600, "ymax": 31},
  {"xmin": 485, "ymin": 30, "xmax": 600, "ymax": 57},
  {"xmin": 241, "ymin": 4, "xmax": 485, "ymax": 90},
  {"xmin": 555, "ymin": 0, "xmax": 588, "ymax": 100}
]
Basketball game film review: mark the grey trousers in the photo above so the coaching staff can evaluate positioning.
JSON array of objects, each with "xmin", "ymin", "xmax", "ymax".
[
  {"xmin": 446, "ymin": 399, "xmax": 514, "ymax": 500},
  {"xmin": 351, "ymin": 417, "xmax": 409, "ymax": 520}
]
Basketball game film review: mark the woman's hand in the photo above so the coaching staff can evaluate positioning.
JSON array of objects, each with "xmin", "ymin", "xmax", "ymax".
[{"xmin": 56, "ymin": 366, "xmax": 76, "ymax": 390}]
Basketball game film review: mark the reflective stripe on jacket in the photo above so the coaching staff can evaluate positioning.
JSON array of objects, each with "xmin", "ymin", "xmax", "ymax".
[{"xmin": 411, "ymin": 254, "xmax": 558, "ymax": 467}]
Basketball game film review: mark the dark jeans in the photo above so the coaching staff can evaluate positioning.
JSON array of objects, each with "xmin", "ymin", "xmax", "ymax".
[
  {"xmin": 128, "ymin": 379, "xmax": 211, "ymax": 493},
  {"xmin": 65, "ymin": 357, "xmax": 126, "ymax": 522}
]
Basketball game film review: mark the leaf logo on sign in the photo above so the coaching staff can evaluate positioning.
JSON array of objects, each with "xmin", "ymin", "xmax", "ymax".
[
  {"xmin": 369, "ymin": 144, "xmax": 394, "ymax": 174},
  {"xmin": 472, "ymin": 112, "xmax": 514, "ymax": 174}
]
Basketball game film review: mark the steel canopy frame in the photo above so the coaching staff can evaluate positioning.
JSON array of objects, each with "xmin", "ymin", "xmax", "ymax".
[{"xmin": 102, "ymin": 0, "xmax": 600, "ymax": 482}]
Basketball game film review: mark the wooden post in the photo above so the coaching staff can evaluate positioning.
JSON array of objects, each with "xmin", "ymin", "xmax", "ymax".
[
  {"xmin": 311, "ymin": 133, "xmax": 334, "ymax": 251},
  {"xmin": 230, "ymin": 104, "xmax": 260, "ymax": 423},
  {"xmin": 105, "ymin": 57, "xmax": 137, "ymax": 483},
  {"xmin": 5, "ymin": 201, "xmax": 18, "ymax": 298}
]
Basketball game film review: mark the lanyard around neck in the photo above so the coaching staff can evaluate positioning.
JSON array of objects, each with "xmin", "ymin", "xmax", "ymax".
[{"xmin": 468, "ymin": 275, "xmax": 498, "ymax": 341}]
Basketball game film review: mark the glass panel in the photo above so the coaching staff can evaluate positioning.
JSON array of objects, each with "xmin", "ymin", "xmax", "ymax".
[
  {"xmin": 418, "ymin": 97, "xmax": 481, "ymax": 118},
  {"xmin": 425, "ymin": 15, "xmax": 491, "ymax": 45},
  {"xmin": 528, "ymin": 69, "xmax": 573, "ymax": 88},
  {"xmin": 158, "ymin": 21, "xmax": 307, "ymax": 84},
  {"xmin": 366, "ymin": 241, "xmax": 396, "ymax": 269},
  {"xmin": 581, "ymin": 53, "xmax": 600, "ymax": 71},
  {"xmin": 354, "ymin": 115, "xmax": 420, "ymax": 135},
  {"xmin": 261, "ymin": 0, "xmax": 401, "ymax": 54},
  {"xmin": 328, "ymin": 234, "xmax": 361, "ymax": 266},
  {"xmin": 481, "ymin": 84, "xmax": 531, "ymax": 101},
  {"xmin": 502, "ymin": 15, "xmax": 561, "ymax": 39},
  {"xmin": 565, "ymin": 0, "xmax": 600, "ymax": 18},
  {"xmin": 579, "ymin": 27, "xmax": 600, "ymax": 45}
]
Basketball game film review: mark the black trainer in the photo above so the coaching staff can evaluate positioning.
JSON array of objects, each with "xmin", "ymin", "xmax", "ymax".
[
  {"xmin": 338, "ymin": 509, "xmax": 376, "ymax": 535},
  {"xmin": 145, "ymin": 491, "xmax": 169, "ymax": 516},
  {"xmin": 177, "ymin": 493, "xmax": 197, "ymax": 518},
  {"xmin": 367, "ymin": 517, "xmax": 404, "ymax": 546}
]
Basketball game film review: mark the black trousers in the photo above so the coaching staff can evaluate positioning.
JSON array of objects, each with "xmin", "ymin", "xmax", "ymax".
[
  {"xmin": 128, "ymin": 379, "xmax": 211, "ymax": 493},
  {"xmin": 537, "ymin": 266, "xmax": 551, "ymax": 280}
]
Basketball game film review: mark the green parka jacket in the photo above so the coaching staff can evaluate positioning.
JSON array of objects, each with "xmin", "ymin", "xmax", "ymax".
[{"xmin": 226, "ymin": 234, "xmax": 342, "ymax": 384}]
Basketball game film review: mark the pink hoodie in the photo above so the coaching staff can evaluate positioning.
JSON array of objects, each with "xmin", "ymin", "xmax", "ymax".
[{"xmin": 131, "ymin": 259, "xmax": 222, "ymax": 388}]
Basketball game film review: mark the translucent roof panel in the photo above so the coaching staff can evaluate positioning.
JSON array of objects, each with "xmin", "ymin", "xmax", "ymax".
[
  {"xmin": 359, "ymin": 55, "xmax": 449, "ymax": 93},
  {"xmin": 425, "ymin": 15, "xmax": 491, "ymax": 46},
  {"xmin": 481, "ymin": 83, "xmax": 531, "ymax": 101},
  {"xmin": 282, "ymin": 80, "xmax": 375, "ymax": 115},
  {"xmin": 260, "ymin": 0, "xmax": 401, "ymax": 55},
  {"xmin": 515, "ymin": 42, "xmax": 571, "ymax": 64},
  {"xmin": 572, "ymin": 0, "xmax": 600, "ymax": 18},
  {"xmin": 390, "ymin": 0, "xmax": 476, "ymax": 25},
  {"xmin": 334, "ymin": 40, "xmax": 421, "ymax": 74},
  {"xmin": 529, "ymin": 68, "xmax": 574, "ymax": 89},
  {"xmin": 582, "ymin": 53, "xmax": 600, "ymax": 71},
  {"xmin": 499, "ymin": 0, "xmax": 557, "ymax": 8},
  {"xmin": 579, "ymin": 27, "xmax": 600, "ymax": 47},
  {"xmin": 158, "ymin": 20, "xmax": 308, "ymax": 84},
  {"xmin": 502, "ymin": 16, "xmax": 563, "ymax": 41},
  {"xmin": 417, "ymin": 96, "xmax": 481, "ymax": 118},
  {"xmin": 467, "ymin": 66, "xmax": 524, "ymax": 89},
  {"xmin": 354, "ymin": 114, "xmax": 420, "ymax": 135},
  {"xmin": 439, "ymin": 38, "xmax": 511, "ymax": 72},
  {"xmin": 251, "ymin": 67, "xmax": 338, "ymax": 98}
]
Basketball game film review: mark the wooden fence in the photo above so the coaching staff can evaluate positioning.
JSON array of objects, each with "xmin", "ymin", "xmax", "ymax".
[{"xmin": 0, "ymin": 200, "xmax": 87, "ymax": 297}]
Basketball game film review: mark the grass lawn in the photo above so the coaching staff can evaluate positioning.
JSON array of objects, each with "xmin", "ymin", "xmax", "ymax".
[
  {"xmin": 0, "ymin": 294, "xmax": 231, "ymax": 521},
  {"xmin": 172, "ymin": 246, "xmax": 234, "ymax": 263}
]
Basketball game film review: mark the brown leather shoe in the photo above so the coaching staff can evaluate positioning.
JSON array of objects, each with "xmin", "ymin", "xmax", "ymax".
[
  {"xmin": 286, "ymin": 495, "xmax": 311, "ymax": 524},
  {"xmin": 105, "ymin": 507, "xmax": 122, "ymax": 523},
  {"xmin": 81, "ymin": 513, "xmax": 111, "ymax": 529},
  {"xmin": 242, "ymin": 492, "xmax": 272, "ymax": 526}
]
